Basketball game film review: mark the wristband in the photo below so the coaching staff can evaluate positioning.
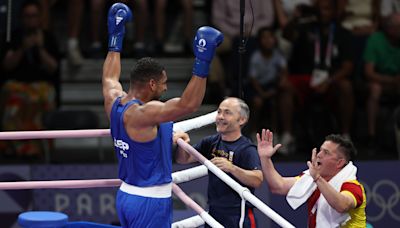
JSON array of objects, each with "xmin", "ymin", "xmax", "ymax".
[
  {"xmin": 108, "ymin": 35, "xmax": 124, "ymax": 52},
  {"xmin": 192, "ymin": 58, "xmax": 209, "ymax": 78}
]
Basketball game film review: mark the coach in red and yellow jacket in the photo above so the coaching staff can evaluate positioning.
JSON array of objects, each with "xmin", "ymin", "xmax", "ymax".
[{"xmin": 257, "ymin": 129, "xmax": 366, "ymax": 227}]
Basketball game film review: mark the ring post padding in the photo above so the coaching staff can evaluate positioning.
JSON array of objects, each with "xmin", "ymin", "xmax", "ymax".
[{"xmin": 18, "ymin": 211, "xmax": 68, "ymax": 228}]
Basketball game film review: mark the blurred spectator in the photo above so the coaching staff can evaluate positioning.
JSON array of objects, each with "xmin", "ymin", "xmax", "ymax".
[
  {"xmin": 364, "ymin": 13, "xmax": 400, "ymax": 150},
  {"xmin": 275, "ymin": 0, "xmax": 316, "ymax": 29},
  {"xmin": 133, "ymin": 0, "xmax": 193, "ymax": 56},
  {"xmin": 206, "ymin": 54, "xmax": 227, "ymax": 104},
  {"xmin": 0, "ymin": 0, "xmax": 60, "ymax": 159},
  {"xmin": 273, "ymin": 0, "xmax": 316, "ymax": 58},
  {"xmin": 40, "ymin": 0, "xmax": 106, "ymax": 65},
  {"xmin": 337, "ymin": 0, "xmax": 379, "ymax": 86},
  {"xmin": 283, "ymin": 0, "xmax": 354, "ymax": 140},
  {"xmin": 212, "ymin": 0, "xmax": 274, "ymax": 40},
  {"xmin": 247, "ymin": 27, "xmax": 294, "ymax": 154},
  {"xmin": 381, "ymin": 0, "xmax": 400, "ymax": 19},
  {"xmin": 210, "ymin": 0, "xmax": 274, "ymax": 97},
  {"xmin": 338, "ymin": 0, "xmax": 379, "ymax": 36}
]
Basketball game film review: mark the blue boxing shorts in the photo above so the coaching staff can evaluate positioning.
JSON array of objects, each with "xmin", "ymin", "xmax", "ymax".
[{"xmin": 116, "ymin": 182, "xmax": 172, "ymax": 228}]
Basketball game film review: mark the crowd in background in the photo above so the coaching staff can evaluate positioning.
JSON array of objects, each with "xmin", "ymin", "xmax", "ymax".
[{"xmin": 0, "ymin": 0, "xmax": 399, "ymax": 161}]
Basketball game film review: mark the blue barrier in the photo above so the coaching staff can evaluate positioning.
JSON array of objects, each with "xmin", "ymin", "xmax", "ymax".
[
  {"xmin": 18, "ymin": 211, "xmax": 68, "ymax": 228},
  {"xmin": 18, "ymin": 211, "xmax": 121, "ymax": 228}
]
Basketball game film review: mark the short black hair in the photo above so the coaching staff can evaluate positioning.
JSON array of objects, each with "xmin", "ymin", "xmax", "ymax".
[
  {"xmin": 316, "ymin": 0, "xmax": 338, "ymax": 19},
  {"xmin": 325, "ymin": 134, "xmax": 357, "ymax": 162},
  {"xmin": 130, "ymin": 57, "xmax": 165, "ymax": 85},
  {"xmin": 257, "ymin": 26, "xmax": 274, "ymax": 43},
  {"xmin": 20, "ymin": 0, "xmax": 42, "ymax": 14}
]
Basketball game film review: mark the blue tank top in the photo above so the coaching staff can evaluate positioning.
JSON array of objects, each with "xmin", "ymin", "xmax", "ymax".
[{"xmin": 110, "ymin": 97, "xmax": 173, "ymax": 187}]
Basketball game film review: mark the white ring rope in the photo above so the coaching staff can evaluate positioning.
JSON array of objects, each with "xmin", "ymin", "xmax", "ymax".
[
  {"xmin": 172, "ymin": 183, "xmax": 223, "ymax": 228},
  {"xmin": 0, "ymin": 165, "xmax": 208, "ymax": 190},
  {"xmin": 0, "ymin": 111, "xmax": 217, "ymax": 140},
  {"xmin": 173, "ymin": 111, "xmax": 217, "ymax": 133},
  {"xmin": 172, "ymin": 165, "xmax": 208, "ymax": 184},
  {"xmin": 172, "ymin": 215, "xmax": 207, "ymax": 228},
  {"xmin": 0, "ymin": 129, "xmax": 110, "ymax": 140},
  {"xmin": 177, "ymin": 138, "xmax": 296, "ymax": 228},
  {"xmin": 0, "ymin": 179, "xmax": 121, "ymax": 190}
]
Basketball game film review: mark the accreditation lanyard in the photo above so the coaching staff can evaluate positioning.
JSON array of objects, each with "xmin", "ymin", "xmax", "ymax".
[{"xmin": 314, "ymin": 23, "xmax": 335, "ymax": 68}]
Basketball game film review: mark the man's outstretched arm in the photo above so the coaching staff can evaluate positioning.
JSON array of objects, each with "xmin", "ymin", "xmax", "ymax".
[
  {"xmin": 129, "ymin": 26, "xmax": 224, "ymax": 127},
  {"xmin": 257, "ymin": 129, "xmax": 297, "ymax": 195},
  {"xmin": 102, "ymin": 3, "xmax": 132, "ymax": 119},
  {"xmin": 103, "ymin": 52, "xmax": 125, "ymax": 119}
]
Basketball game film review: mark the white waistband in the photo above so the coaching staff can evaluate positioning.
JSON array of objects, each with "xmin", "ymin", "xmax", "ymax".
[{"xmin": 120, "ymin": 181, "xmax": 172, "ymax": 198}]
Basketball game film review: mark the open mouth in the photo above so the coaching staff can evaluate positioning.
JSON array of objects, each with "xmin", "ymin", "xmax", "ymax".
[
  {"xmin": 317, "ymin": 162, "xmax": 321, "ymax": 166},
  {"xmin": 216, "ymin": 121, "xmax": 227, "ymax": 126}
]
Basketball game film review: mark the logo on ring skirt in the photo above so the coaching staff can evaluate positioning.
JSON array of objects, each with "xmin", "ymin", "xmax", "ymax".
[
  {"xmin": 0, "ymin": 173, "xmax": 31, "ymax": 227},
  {"xmin": 362, "ymin": 179, "xmax": 400, "ymax": 222}
]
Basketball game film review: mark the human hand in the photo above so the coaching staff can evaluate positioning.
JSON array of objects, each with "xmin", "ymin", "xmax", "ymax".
[
  {"xmin": 173, "ymin": 131, "xmax": 190, "ymax": 145},
  {"xmin": 257, "ymin": 129, "xmax": 282, "ymax": 159},
  {"xmin": 307, "ymin": 148, "xmax": 321, "ymax": 181},
  {"xmin": 211, "ymin": 157, "xmax": 234, "ymax": 173}
]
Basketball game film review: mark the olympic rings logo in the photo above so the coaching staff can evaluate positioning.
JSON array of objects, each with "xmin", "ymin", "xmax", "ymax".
[{"xmin": 361, "ymin": 179, "xmax": 400, "ymax": 222}]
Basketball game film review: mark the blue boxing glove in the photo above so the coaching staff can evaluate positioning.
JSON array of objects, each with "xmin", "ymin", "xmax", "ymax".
[
  {"xmin": 192, "ymin": 26, "xmax": 224, "ymax": 78},
  {"xmin": 107, "ymin": 3, "xmax": 132, "ymax": 52}
]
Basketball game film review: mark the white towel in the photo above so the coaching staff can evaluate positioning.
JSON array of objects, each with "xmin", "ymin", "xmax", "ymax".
[{"xmin": 286, "ymin": 161, "xmax": 357, "ymax": 228}]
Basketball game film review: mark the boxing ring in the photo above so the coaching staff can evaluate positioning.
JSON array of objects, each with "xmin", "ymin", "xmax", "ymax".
[{"xmin": 0, "ymin": 111, "xmax": 294, "ymax": 228}]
